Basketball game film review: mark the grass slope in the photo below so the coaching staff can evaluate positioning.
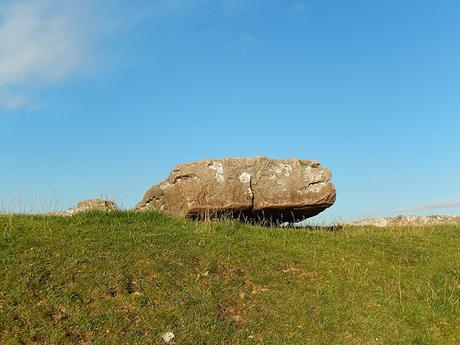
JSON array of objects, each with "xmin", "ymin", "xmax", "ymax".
[{"xmin": 0, "ymin": 212, "xmax": 459, "ymax": 344}]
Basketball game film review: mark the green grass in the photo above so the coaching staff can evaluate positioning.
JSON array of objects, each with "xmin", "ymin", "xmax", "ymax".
[{"xmin": 0, "ymin": 212, "xmax": 459, "ymax": 344}]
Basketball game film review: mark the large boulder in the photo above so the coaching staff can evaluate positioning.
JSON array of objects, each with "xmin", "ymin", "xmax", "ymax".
[{"xmin": 136, "ymin": 157, "xmax": 336, "ymax": 223}]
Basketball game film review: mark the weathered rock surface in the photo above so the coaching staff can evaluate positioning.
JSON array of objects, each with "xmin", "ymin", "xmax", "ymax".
[
  {"xmin": 136, "ymin": 157, "xmax": 336, "ymax": 223},
  {"xmin": 351, "ymin": 215, "xmax": 460, "ymax": 227}
]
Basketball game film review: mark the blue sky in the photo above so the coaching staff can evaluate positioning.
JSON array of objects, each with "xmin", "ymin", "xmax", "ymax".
[{"xmin": 1, "ymin": 0, "xmax": 459, "ymax": 220}]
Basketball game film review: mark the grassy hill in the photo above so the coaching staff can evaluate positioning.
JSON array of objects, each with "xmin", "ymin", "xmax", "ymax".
[{"xmin": 0, "ymin": 212, "xmax": 459, "ymax": 344}]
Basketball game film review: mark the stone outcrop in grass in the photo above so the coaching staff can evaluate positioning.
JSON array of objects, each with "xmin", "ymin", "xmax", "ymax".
[
  {"xmin": 351, "ymin": 215, "xmax": 460, "ymax": 227},
  {"xmin": 136, "ymin": 157, "xmax": 336, "ymax": 223}
]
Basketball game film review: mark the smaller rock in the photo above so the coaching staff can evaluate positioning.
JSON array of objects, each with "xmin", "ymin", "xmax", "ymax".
[
  {"xmin": 46, "ymin": 199, "xmax": 118, "ymax": 216},
  {"xmin": 161, "ymin": 332, "xmax": 175, "ymax": 343},
  {"xmin": 75, "ymin": 199, "xmax": 118, "ymax": 212}
]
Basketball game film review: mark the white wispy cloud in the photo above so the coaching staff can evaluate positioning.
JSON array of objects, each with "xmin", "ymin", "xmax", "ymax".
[
  {"xmin": 0, "ymin": 0, "xmax": 258, "ymax": 110},
  {"xmin": 389, "ymin": 200, "xmax": 460, "ymax": 214},
  {"xmin": 0, "ymin": 0, "xmax": 96, "ymax": 109},
  {"xmin": 291, "ymin": 1, "xmax": 308, "ymax": 14},
  {"xmin": 0, "ymin": 1, "xmax": 89, "ymax": 85},
  {"xmin": 239, "ymin": 34, "xmax": 259, "ymax": 51},
  {"xmin": 225, "ymin": 34, "xmax": 259, "ymax": 54},
  {"xmin": 0, "ymin": 91, "xmax": 28, "ymax": 110}
]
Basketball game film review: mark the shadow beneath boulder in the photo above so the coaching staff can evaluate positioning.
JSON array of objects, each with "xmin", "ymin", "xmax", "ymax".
[
  {"xmin": 188, "ymin": 211, "xmax": 343, "ymax": 231},
  {"xmin": 187, "ymin": 207, "xmax": 334, "ymax": 228},
  {"xmin": 280, "ymin": 223, "xmax": 343, "ymax": 232}
]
